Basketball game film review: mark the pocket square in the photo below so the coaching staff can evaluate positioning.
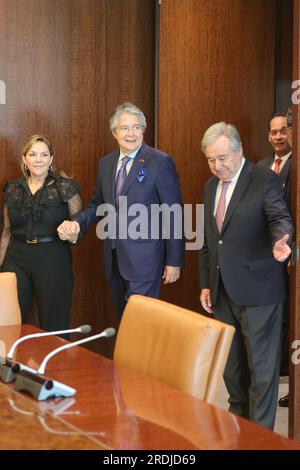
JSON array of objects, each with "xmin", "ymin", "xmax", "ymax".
[{"xmin": 137, "ymin": 160, "xmax": 147, "ymax": 182}]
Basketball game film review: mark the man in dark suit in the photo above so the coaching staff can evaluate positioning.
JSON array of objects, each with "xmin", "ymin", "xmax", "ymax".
[
  {"xmin": 259, "ymin": 111, "xmax": 292, "ymax": 407},
  {"xmin": 259, "ymin": 112, "xmax": 292, "ymax": 209},
  {"xmin": 57, "ymin": 102, "xmax": 184, "ymax": 318},
  {"xmin": 199, "ymin": 122, "xmax": 293, "ymax": 429}
]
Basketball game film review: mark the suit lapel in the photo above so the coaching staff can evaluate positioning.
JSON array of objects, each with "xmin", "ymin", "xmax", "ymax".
[
  {"xmin": 110, "ymin": 151, "xmax": 120, "ymax": 206},
  {"xmin": 122, "ymin": 143, "xmax": 151, "ymax": 196},
  {"xmin": 279, "ymin": 154, "xmax": 291, "ymax": 186},
  {"xmin": 207, "ymin": 178, "xmax": 219, "ymax": 234},
  {"xmin": 221, "ymin": 160, "xmax": 253, "ymax": 233}
]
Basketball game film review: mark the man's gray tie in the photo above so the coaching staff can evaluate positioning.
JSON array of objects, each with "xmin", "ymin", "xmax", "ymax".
[
  {"xmin": 115, "ymin": 156, "xmax": 130, "ymax": 204},
  {"xmin": 215, "ymin": 180, "xmax": 231, "ymax": 232}
]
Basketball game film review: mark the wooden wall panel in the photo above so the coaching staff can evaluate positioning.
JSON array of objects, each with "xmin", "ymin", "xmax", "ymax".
[
  {"xmin": 0, "ymin": 0, "xmax": 289, "ymax": 360},
  {"xmin": 0, "ymin": 0, "xmax": 155, "ymax": 356},
  {"xmin": 275, "ymin": 0, "xmax": 293, "ymax": 111},
  {"xmin": 157, "ymin": 0, "xmax": 276, "ymax": 312}
]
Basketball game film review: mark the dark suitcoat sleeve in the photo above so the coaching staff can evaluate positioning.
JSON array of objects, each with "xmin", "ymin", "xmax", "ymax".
[
  {"xmin": 73, "ymin": 163, "xmax": 104, "ymax": 234},
  {"xmin": 155, "ymin": 156, "xmax": 185, "ymax": 268}
]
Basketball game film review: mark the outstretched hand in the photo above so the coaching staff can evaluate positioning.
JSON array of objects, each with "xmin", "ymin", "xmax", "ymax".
[
  {"xmin": 273, "ymin": 234, "xmax": 291, "ymax": 262},
  {"xmin": 57, "ymin": 220, "xmax": 80, "ymax": 243}
]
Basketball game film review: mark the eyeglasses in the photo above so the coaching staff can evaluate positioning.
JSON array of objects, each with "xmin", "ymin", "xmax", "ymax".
[
  {"xmin": 269, "ymin": 127, "xmax": 289, "ymax": 137},
  {"xmin": 117, "ymin": 125, "xmax": 143, "ymax": 134}
]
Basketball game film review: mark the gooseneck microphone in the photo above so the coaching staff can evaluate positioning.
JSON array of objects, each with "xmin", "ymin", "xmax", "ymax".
[
  {"xmin": 7, "ymin": 324, "xmax": 92, "ymax": 360},
  {"xmin": 13, "ymin": 327, "xmax": 116, "ymax": 400},
  {"xmin": 38, "ymin": 327, "xmax": 116, "ymax": 374},
  {"xmin": 0, "ymin": 325, "xmax": 92, "ymax": 384}
]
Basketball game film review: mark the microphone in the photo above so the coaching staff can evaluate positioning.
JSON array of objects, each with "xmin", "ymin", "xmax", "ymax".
[
  {"xmin": 38, "ymin": 327, "xmax": 116, "ymax": 374},
  {"xmin": 14, "ymin": 327, "xmax": 116, "ymax": 401},
  {"xmin": 0, "ymin": 324, "xmax": 92, "ymax": 384},
  {"xmin": 7, "ymin": 324, "xmax": 92, "ymax": 359}
]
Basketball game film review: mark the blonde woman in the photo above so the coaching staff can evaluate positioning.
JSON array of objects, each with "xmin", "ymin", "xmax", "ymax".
[{"xmin": 0, "ymin": 135, "xmax": 82, "ymax": 330}]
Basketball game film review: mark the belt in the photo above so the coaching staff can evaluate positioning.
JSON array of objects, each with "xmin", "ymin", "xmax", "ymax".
[{"xmin": 13, "ymin": 235, "xmax": 60, "ymax": 244}]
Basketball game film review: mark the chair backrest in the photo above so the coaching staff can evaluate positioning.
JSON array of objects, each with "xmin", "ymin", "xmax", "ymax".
[
  {"xmin": 0, "ymin": 272, "xmax": 21, "ymax": 326},
  {"xmin": 114, "ymin": 295, "xmax": 235, "ymax": 404}
]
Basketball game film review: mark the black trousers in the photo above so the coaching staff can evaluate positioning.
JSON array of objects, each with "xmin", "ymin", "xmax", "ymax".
[
  {"xmin": 2, "ymin": 239, "xmax": 73, "ymax": 331},
  {"xmin": 280, "ymin": 292, "xmax": 290, "ymax": 375},
  {"xmin": 214, "ymin": 279, "xmax": 283, "ymax": 430}
]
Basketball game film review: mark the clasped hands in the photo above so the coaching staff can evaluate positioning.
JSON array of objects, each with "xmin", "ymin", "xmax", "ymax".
[
  {"xmin": 57, "ymin": 221, "xmax": 181, "ymax": 284},
  {"xmin": 57, "ymin": 220, "xmax": 80, "ymax": 243}
]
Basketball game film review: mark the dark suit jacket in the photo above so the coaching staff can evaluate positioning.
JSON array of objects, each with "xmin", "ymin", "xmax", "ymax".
[
  {"xmin": 75, "ymin": 143, "xmax": 185, "ymax": 281},
  {"xmin": 258, "ymin": 154, "xmax": 292, "ymax": 209},
  {"xmin": 199, "ymin": 160, "xmax": 294, "ymax": 306}
]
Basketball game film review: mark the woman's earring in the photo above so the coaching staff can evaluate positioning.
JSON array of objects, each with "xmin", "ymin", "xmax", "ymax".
[
  {"xmin": 49, "ymin": 163, "xmax": 53, "ymax": 172},
  {"xmin": 24, "ymin": 164, "xmax": 28, "ymax": 171}
]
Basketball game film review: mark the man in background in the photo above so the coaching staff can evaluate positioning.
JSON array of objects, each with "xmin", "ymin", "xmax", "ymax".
[
  {"xmin": 259, "ymin": 110, "xmax": 293, "ymax": 407},
  {"xmin": 259, "ymin": 112, "xmax": 292, "ymax": 211}
]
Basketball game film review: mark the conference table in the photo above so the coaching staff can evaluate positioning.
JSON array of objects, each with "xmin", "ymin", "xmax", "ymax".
[{"xmin": 0, "ymin": 324, "xmax": 300, "ymax": 451}]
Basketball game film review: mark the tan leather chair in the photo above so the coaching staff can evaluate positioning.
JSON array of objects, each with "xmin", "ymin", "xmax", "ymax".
[
  {"xmin": 114, "ymin": 295, "xmax": 235, "ymax": 404},
  {"xmin": 0, "ymin": 272, "xmax": 21, "ymax": 326}
]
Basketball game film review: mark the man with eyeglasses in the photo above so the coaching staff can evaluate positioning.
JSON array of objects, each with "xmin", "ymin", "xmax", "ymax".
[
  {"xmin": 259, "ymin": 112, "xmax": 292, "ymax": 208},
  {"xmin": 259, "ymin": 111, "xmax": 293, "ymax": 408},
  {"xmin": 57, "ymin": 102, "xmax": 184, "ymax": 319}
]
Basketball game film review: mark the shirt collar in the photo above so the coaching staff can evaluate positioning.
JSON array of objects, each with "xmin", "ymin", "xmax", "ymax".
[
  {"xmin": 274, "ymin": 151, "xmax": 292, "ymax": 163},
  {"xmin": 119, "ymin": 145, "xmax": 142, "ymax": 162},
  {"xmin": 217, "ymin": 156, "xmax": 245, "ymax": 186},
  {"xmin": 231, "ymin": 156, "xmax": 245, "ymax": 184}
]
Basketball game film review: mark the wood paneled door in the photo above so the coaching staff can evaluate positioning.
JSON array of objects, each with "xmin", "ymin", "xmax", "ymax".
[
  {"xmin": 157, "ymin": 0, "xmax": 276, "ymax": 312},
  {"xmin": 0, "ymin": 0, "xmax": 156, "ymax": 357}
]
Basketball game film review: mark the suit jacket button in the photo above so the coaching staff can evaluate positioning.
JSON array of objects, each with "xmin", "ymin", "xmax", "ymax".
[{"xmin": 218, "ymin": 240, "xmax": 223, "ymax": 245}]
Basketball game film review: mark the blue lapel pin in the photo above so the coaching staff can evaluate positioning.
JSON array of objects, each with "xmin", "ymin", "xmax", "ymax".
[{"xmin": 137, "ymin": 159, "xmax": 147, "ymax": 182}]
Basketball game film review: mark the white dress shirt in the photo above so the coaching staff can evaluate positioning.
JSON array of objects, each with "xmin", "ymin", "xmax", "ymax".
[
  {"xmin": 115, "ymin": 145, "xmax": 142, "ymax": 179},
  {"xmin": 270, "ymin": 151, "xmax": 291, "ymax": 173},
  {"xmin": 214, "ymin": 157, "xmax": 246, "ymax": 217}
]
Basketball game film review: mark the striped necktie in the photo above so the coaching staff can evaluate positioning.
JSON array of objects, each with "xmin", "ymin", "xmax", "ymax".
[{"xmin": 115, "ymin": 156, "xmax": 130, "ymax": 204}]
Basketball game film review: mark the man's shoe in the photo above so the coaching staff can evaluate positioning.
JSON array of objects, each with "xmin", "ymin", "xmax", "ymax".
[
  {"xmin": 278, "ymin": 394, "xmax": 289, "ymax": 407},
  {"xmin": 280, "ymin": 365, "xmax": 289, "ymax": 376}
]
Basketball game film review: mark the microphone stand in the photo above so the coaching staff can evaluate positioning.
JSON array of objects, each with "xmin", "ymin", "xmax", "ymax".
[
  {"xmin": 0, "ymin": 357, "xmax": 37, "ymax": 384},
  {"xmin": 0, "ymin": 324, "xmax": 91, "ymax": 384},
  {"xmin": 14, "ymin": 368, "xmax": 76, "ymax": 401},
  {"xmin": 13, "ymin": 328, "xmax": 115, "ymax": 401}
]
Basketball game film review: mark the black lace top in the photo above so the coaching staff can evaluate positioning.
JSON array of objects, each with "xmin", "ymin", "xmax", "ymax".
[{"xmin": 0, "ymin": 173, "xmax": 82, "ymax": 264}]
